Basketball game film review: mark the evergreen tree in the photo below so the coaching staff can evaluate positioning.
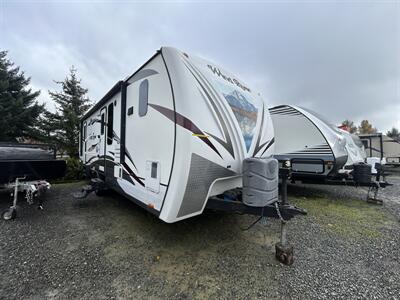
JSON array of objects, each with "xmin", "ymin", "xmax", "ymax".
[
  {"xmin": 33, "ymin": 110, "xmax": 59, "ymax": 145},
  {"xmin": 387, "ymin": 127, "xmax": 400, "ymax": 141},
  {"xmin": 341, "ymin": 120, "xmax": 358, "ymax": 133},
  {"xmin": 48, "ymin": 67, "xmax": 91, "ymax": 157},
  {"xmin": 0, "ymin": 50, "xmax": 44, "ymax": 141},
  {"xmin": 358, "ymin": 120, "xmax": 377, "ymax": 134}
]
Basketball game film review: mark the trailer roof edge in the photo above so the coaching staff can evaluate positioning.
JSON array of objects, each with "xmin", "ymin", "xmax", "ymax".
[
  {"xmin": 82, "ymin": 80, "xmax": 123, "ymax": 120},
  {"xmin": 82, "ymin": 48, "xmax": 163, "ymax": 120},
  {"xmin": 358, "ymin": 133, "xmax": 383, "ymax": 138}
]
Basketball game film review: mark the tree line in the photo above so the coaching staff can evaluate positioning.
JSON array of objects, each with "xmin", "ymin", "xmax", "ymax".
[
  {"xmin": 0, "ymin": 50, "xmax": 90, "ymax": 158},
  {"xmin": 1, "ymin": 49, "xmax": 399, "ymax": 159},
  {"xmin": 341, "ymin": 119, "xmax": 400, "ymax": 141}
]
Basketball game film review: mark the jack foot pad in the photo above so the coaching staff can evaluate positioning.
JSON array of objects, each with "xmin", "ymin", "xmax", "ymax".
[
  {"xmin": 1, "ymin": 207, "xmax": 17, "ymax": 221},
  {"xmin": 367, "ymin": 198, "xmax": 383, "ymax": 205},
  {"xmin": 275, "ymin": 242, "xmax": 294, "ymax": 265}
]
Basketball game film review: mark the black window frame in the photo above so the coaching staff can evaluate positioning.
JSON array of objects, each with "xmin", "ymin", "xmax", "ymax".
[
  {"xmin": 107, "ymin": 102, "xmax": 114, "ymax": 145},
  {"xmin": 83, "ymin": 122, "xmax": 87, "ymax": 140},
  {"xmin": 100, "ymin": 113, "xmax": 105, "ymax": 135},
  {"xmin": 83, "ymin": 121, "xmax": 87, "ymax": 152}
]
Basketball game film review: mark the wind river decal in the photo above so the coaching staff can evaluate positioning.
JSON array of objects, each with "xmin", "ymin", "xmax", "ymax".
[{"xmin": 216, "ymin": 81, "xmax": 258, "ymax": 152}]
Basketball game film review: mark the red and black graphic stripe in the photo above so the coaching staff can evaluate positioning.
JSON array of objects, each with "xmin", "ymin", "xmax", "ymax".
[
  {"xmin": 261, "ymin": 137, "xmax": 275, "ymax": 156},
  {"xmin": 124, "ymin": 148, "xmax": 137, "ymax": 169},
  {"xmin": 149, "ymin": 103, "xmax": 222, "ymax": 158},
  {"xmin": 253, "ymin": 104, "xmax": 268, "ymax": 156},
  {"xmin": 123, "ymin": 162, "xmax": 145, "ymax": 186},
  {"xmin": 182, "ymin": 59, "xmax": 234, "ymax": 158}
]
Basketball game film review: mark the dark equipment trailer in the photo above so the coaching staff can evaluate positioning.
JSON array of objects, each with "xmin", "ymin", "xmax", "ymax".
[{"xmin": 0, "ymin": 143, "xmax": 66, "ymax": 220}]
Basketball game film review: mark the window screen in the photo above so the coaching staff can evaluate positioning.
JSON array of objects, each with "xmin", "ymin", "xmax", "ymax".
[
  {"xmin": 100, "ymin": 113, "xmax": 105, "ymax": 135},
  {"xmin": 107, "ymin": 103, "xmax": 114, "ymax": 145},
  {"xmin": 139, "ymin": 79, "xmax": 149, "ymax": 117}
]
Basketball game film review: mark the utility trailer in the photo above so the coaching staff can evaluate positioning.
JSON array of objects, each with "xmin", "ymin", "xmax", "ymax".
[
  {"xmin": 0, "ymin": 143, "xmax": 66, "ymax": 220},
  {"xmin": 76, "ymin": 47, "xmax": 305, "ymax": 264}
]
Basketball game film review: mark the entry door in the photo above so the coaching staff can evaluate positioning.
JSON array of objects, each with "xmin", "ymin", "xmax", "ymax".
[{"xmin": 84, "ymin": 120, "xmax": 99, "ymax": 163}]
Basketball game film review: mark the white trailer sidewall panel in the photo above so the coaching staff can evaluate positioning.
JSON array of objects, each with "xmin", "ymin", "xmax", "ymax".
[{"xmin": 125, "ymin": 54, "xmax": 175, "ymax": 212}]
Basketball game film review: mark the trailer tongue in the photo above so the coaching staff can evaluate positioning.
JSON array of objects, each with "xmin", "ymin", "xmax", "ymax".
[{"xmin": 206, "ymin": 166, "xmax": 306, "ymax": 265}]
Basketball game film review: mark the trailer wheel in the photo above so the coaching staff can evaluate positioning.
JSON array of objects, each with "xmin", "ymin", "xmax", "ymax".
[{"xmin": 1, "ymin": 208, "xmax": 16, "ymax": 221}]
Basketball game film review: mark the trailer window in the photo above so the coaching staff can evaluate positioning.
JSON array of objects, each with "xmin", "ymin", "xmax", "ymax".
[
  {"xmin": 101, "ymin": 113, "xmax": 105, "ymax": 135},
  {"xmin": 151, "ymin": 162, "xmax": 157, "ymax": 178},
  {"xmin": 83, "ymin": 123, "xmax": 87, "ymax": 140},
  {"xmin": 107, "ymin": 103, "xmax": 114, "ymax": 145},
  {"xmin": 81, "ymin": 122, "xmax": 87, "ymax": 156},
  {"xmin": 139, "ymin": 79, "xmax": 149, "ymax": 117},
  {"xmin": 362, "ymin": 140, "xmax": 368, "ymax": 148}
]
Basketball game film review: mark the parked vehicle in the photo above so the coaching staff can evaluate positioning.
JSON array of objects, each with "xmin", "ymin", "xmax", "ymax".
[
  {"xmin": 269, "ymin": 105, "xmax": 348, "ymax": 180},
  {"xmin": 78, "ymin": 47, "xmax": 304, "ymax": 224},
  {"xmin": 0, "ymin": 143, "xmax": 66, "ymax": 220},
  {"xmin": 269, "ymin": 105, "xmax": 391, "ymax": 202},
  {"xmin": 359, "ymin": 133, "xmax": 400, "ymax": 166}
]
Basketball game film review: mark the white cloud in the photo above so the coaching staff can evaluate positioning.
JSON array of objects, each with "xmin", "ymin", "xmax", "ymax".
[{"xmin": 1, "ymin": 1, "xmax": 399, "ymax": 132}]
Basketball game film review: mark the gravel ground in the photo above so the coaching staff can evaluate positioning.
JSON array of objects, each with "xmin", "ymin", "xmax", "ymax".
[{"xmin": 0, "ymin": 174, "xmax": 399, "ymax": 299}]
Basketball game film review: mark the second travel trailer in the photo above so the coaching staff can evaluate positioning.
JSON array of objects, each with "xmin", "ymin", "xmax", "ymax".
[
  {"xmin": 269, "ymin": 105, "xmax": 391, "ymax": 201},
  {"xmin": 359, "ymin": 133, "xmax": 400, "ymax": 166},
  {"xmin": 268, "ymin": 105, "xmax": 348, "ymax": 181},
  {"xmin": 76, "ymin": 47, "xmax": 304, "ymax": 226}
]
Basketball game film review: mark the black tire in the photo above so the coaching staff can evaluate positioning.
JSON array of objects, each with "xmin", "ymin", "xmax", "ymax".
[{"xmin": 2, "ymin": 208, "xmax": 16, "ymax": 220}]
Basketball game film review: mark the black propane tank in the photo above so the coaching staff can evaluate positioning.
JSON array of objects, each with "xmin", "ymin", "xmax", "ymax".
[{"xmin": 353, "ymin": 162, "xmax": 372, "ymax": 184}]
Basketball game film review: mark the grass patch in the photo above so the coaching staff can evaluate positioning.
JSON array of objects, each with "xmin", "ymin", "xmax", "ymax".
[{"xmin": 291, "ymin": 196, "xmax": 395, "ymax": 238}]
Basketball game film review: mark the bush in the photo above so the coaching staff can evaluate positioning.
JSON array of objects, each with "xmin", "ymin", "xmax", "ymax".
[{"xmin": 64, "ymin": 157, "xmax": 85, "ymax": 180}]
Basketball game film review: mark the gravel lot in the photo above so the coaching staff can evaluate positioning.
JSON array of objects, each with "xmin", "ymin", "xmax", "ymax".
[{"xmin": 0, "ymin": 173, "xmax": 399, "ymax": 299}]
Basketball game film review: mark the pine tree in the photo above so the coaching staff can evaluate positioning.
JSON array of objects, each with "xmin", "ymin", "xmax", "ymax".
[
  {"xmin": 48, "ymin": 67, "xmax": 91, "ymax": 157},
  {"xmin": 0, "ymin": 50, "xmax": 44, "ymax": 141},
  {"xmin": 341, "ymin": 120, "xmax": 358, "ymax": 133},
  {"xmin": 358, "ymin": 120, "xmax": 378, "ymax": 134},
  {"xmin": 387, "ymin": 127, "xmax": 400, "ymax": 141}
]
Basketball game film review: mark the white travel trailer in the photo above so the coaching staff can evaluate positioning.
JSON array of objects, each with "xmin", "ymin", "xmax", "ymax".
[
  {"xmin": 79, "ymin": 47, "xmax": 280, "ymax": 223},
  {"xmin": 269, "ymin": 105, "xmax": 392, "ymax": 203},
  {"xmin": 269, "ymin": 105, "xmax": 348, "ymax": 180},
  {"xmin": 359, "ymin": 133, "xmax": 400, "ymax": 165}
]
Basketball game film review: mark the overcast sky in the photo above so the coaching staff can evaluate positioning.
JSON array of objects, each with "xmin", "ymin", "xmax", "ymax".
[{"xmin": 1, "ymin": 0, "xmax": 399, "ymax": 131}]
